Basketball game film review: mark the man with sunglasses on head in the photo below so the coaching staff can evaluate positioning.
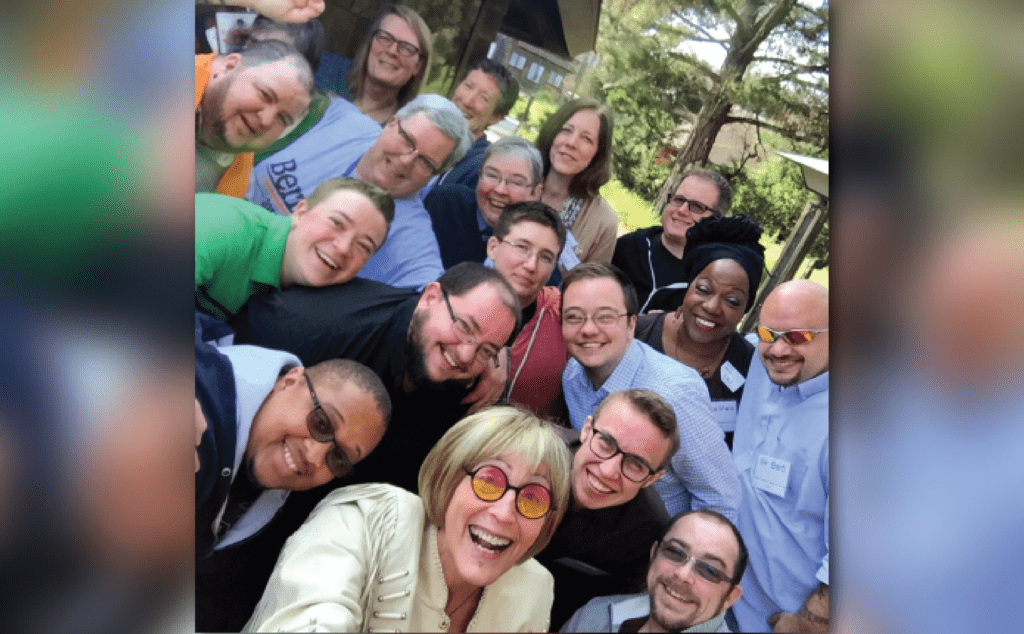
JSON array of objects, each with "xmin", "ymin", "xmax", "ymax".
[
  {"xmin": 247, "ymin": 93, "xmax": 472, "ymax": 289},
  {"xmin": 729, "ymin": 280, "xmax": 829, "ymax": 633},
  {"xmin": 194, "ymin": 317, "xmax": 391, "ymax": 563},
  {"xmin": 537, "ymin": 390, "xmax": 675, "ymax": 630},
  {"xmin": 612, "ymin": 169, "xmax": 732, "ymax": 314},
  {"xmin": 562, "ymin": 509, "xmax": 747, "ymax": 633}
]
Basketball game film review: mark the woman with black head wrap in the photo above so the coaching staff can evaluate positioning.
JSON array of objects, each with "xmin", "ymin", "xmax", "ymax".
[{"xmin": 635, "ymin": 215, "xmax": 765, "ymax": 449}]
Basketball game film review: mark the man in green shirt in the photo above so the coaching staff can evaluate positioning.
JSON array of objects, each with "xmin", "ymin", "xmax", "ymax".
[{"xmin": 196, "ymin": 176, "xmax": 393, "ymax": 320}]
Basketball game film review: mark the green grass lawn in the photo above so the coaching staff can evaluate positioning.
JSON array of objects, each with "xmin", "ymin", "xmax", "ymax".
[{"xmin": 601, "ymin": 179, "xmax": 829, "ymax": 288}]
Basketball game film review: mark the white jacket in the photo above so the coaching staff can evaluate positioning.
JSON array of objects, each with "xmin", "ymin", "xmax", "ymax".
[{"xmin": 245, "ymin": 483, "xmax": 554, "ymax": 632}]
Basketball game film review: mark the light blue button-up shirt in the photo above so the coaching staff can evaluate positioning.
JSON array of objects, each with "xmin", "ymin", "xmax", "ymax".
[
  {"xmin": 730, "ymin": 353, "xmax": 829, "ymax": 633},
  {"xmin": 563, "ymin": 339, "xmax": 741, "ymax": 520}
]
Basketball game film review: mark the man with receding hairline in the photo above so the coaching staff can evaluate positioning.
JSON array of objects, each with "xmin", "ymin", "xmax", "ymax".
[
  {"xmin": 196, "ymin": 39, "xmax": 314, "ymax": 197},
  {"xmin": 729, "ymin": 280, "xmax": 830, "ymax": 633}
]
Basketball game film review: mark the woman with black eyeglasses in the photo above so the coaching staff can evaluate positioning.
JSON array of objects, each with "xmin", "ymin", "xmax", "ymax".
[
  {"xmin": 634, "ymin": 215, "xmax": 765, "ymax": 449},
  {"xmin": 245, "ymin": 406, "xmax": 572, "ymax": 633},
  {"xmin": 346, "ymin": 4, "xmax": 432, "ymax": 124}
]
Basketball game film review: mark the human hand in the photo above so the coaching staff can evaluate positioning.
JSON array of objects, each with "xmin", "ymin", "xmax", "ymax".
[
  {"xmin": 461, "ymin": 348, "xmax": 509, "ymax": 414},
  {"xmin": 195, "ymin": 398, "xmax": 208, "ymax": 473},
  {"xmin": 244, "ymin": 0, "xmax": 325, "ymax": 23}
]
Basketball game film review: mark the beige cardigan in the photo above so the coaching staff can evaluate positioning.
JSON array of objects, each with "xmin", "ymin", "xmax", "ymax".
[
  {"xmin": 560, "ymin": 195, "xmax": 619, "ymax": 275},
  {"xmin": 244, "ymin": 483, "xmax": 554, "ymax": 633}
]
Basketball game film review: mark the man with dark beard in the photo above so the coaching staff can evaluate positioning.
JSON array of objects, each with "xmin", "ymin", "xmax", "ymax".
[
  {"xmin": 561, "ymin": 510, "xmax": 746, "ymax": 633},
  {"xmin": 193, "ymin": 262, "xmax": 520, "ymax": 632},
  {"xmin": 196, "ymin": 39, "xmax": 313, "ymax": 197}
]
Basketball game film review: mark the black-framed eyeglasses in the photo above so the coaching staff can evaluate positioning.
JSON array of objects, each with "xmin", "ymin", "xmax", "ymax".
[
  {"xmin": 755, "ymin": 326, "xmax": 829, "ymax": 346},
  {"xmin": 499, "ymin": 239, "xmax": 557, "ymax": 268},
  {"xmin": 393, "ymin": 117, "xmax": 441, "ymax": 174},
  {"xmin": 665, "ymin": 192, "xmax": 719, "ymax": 216},
  {"xmin": 371, "ymin": 28, "xmax": 423, "ymax": 59},
  {"xmin": 588, "ymin": 426, "xmax": 658, "ymax": 482},
  {"xmin": 440, "ymin": 287, "xmax": 501, "ymax": 368},
  {"xmin": 464, "ymin": 465, "xmax": 553, "ymax": 520},
  {"xmin": 655, "ymin": 540, "xmax": 733, "ymax": 585},
  {"xmin": 303, "ymin": 373, "xmax": 354, "ymax": 479}
]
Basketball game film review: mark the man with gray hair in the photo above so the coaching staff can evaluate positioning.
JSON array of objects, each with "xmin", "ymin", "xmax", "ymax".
[
  {"xmin": 247, "ymin": 93, "xmax": 473, "ymax": 288},
  {"xmin": 196, "ymin": 39, "xmax": 314, "ymax": 197}
]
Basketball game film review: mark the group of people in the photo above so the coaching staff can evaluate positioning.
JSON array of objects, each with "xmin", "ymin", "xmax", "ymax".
[{"xmin": 194, "ymin": 2, "xmax": 829, "ymax": 632}]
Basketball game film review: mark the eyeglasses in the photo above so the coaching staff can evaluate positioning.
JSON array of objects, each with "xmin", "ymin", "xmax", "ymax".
[
  {"xmin": 562, "ymin": 309, "xmax": 630, "ymax": 329},
  {"xmin": 665, "ymin": 193, "xmax": 718, "ymax": 216},
  {"xmin": 500, "ymin": 239, "xmax": 557, "ymax": 267},
  {"xmin": 394, "ymin": 117, "xmax": 442, "ymax": 174},
  {"xmin": 441, "ymin": 287, "xmax": 501, "ymax": 368},
  {"xmin": 655, "ymin": 541, "xmax": 732, "ymax": 584},
  {"xmin": 588, "ymin": 426, "xmax": 658, "ymax": 482},
  {"xmin": 371, "ymin": 28, "xmax": 422, "ymax": 59},
  {"xmin": 755, "ymin": 326, "xmax": 829, "ymax": 345},
  {"xmin": 464, "ymin": 465, "xmax": 553, "ymax": 519},
  {"xmin": 303, "ymin": 373, "xmax": 354, "ymax": 479},
  {"xmin": 480, "ymin": 168, "xmax": 533, "ymax": 194}
]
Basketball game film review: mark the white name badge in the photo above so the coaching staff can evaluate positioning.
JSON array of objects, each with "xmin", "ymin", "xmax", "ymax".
[
  {"xmin": 753, "ymin": 453, "xmax": 791, "ymax": 497},
  {"xmin": 710, "ymin": 400, "xmax": 738, "ymax": 432},
  {"xmin": 559, "ymin": 231, "xmax": 582, "ymax": 270},
  {"xmin": 720, "ymin": 360, "xmax": 746, "ymax": 393}
]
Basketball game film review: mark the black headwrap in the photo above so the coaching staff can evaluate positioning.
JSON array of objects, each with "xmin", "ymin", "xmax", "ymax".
[{"xmin": 680, "ymin": 215, "xmax": 766, "ymax": 311}]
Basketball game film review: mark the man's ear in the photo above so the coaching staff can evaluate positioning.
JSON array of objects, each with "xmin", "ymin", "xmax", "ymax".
[
  {"xmin": 292, "ymin": 199, "xmax": 309, "ymax": 220},
  {"xmin": 723, "ymin": 583, "xmax": 743, "ymax": 611},
  {"xmin": 210, "ymin": 53, "xmax": 241, "ymax": 78},
  {"xmin": 626, "ymin": 314, "xmax": 637, "ymax": 339},
  {"xmin": 419, "ymin": 281, "xmax": 443, "ymax": 308},
  {"xmin": 530, "ymin": 182, "xmax": 543, "ymax": 201},
  {"xmin": 485, "ymin": 235, "xmax": 500, "ymax": 260},
  {"xmin": 649, "ymin": 540, "xmax": 658, "ymax": 563},
  {"xmin": 274, "ymin": 365, "xmax": 304, "ymax": 392},
  {"xmin": 641, "ymin": 468, "xmax": 665, "ymax": 488}
]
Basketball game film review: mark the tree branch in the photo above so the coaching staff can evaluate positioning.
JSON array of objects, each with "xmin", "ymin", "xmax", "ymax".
[{"xmin": 723, "ymin": 115, "xmax": 792, "ymax": 135}]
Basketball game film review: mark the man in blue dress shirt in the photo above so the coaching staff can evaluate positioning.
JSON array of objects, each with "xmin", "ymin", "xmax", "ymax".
[
  {"xmin": 729, "ymin": 280, "xmax": 829, "ymax": 633},
  {"xmin": 560, "ymin": 262, "xmax": 740, "ymax": 520}
]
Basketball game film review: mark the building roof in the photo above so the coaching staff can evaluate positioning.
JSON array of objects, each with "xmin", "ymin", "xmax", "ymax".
[{"xmin": 499, "ymin": 0, "xmax": 601, "ymax": 60}]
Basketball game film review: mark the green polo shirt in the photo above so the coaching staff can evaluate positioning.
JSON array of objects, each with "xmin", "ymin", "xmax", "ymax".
[{"xmin": 195, "ymin": 193, "xmax": 292, "ymax": 320}]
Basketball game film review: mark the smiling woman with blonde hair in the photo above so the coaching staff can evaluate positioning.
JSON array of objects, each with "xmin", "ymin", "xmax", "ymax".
[{"xmin": 244, "ymin": 406, "xmax": 571, "ymax": 632}]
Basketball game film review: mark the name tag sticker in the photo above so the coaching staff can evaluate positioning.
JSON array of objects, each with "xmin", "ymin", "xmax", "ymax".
[
  {"xmin": 560, "ymin": 231, "xmax": 582, "ymax": 270},
  {"xmin": 710, "ymin": 400, "xmax": 738, "ymax": 432},
  {"xmin": 720, "ymin": 361, "xmax": 746, "ymax": 393},
  {"xmin": 753, "ymin": 453, "xmax": 791, "ymax": 497}
]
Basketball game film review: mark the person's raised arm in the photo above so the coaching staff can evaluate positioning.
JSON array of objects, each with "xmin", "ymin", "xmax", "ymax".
[
  {"xmin": 768, "ymin": 583, "xmax": 829, "ymax": 633},
  {"xmin": 195, "ymin": 0, "xmax": 325, "ymax": 23}
]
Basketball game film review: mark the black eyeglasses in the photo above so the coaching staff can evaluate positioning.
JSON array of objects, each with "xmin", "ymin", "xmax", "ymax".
[
  {"xmin": 655, "ymin": 541, "xmax": 733, "ymax": 584},
  {"xmin": 755, "ymin": 326, "xmax": 829, "ymax": 346},
  {"xmin": 371, "ymin": 28, "xmax": 422, "ymax": 59},
  {"xmin": 303, "ymin": 373, "xmax": 354, "ymax": 479},
  {"xmin": 394, "ymin": 117, "xmax": 441, "ymax": 174},
  {"xmin": 441, "ymin": 287, "xmax": 501, "ymax": 368},
  {"xmin": 665, "ymin": 192, "xmax": 718, "ymax": 216},
  {"xmin": 464, "ymin": 465, "xmax": 553, "ymax": 519},
  {"xmin": 588, "ymin": 426, "xmax": 658, "ymax": 482}
]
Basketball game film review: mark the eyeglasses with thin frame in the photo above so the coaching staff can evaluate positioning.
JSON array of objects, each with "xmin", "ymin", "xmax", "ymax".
[
  {"xmin": 588, "ymin": 425, "xmax": 658, "ymax": 482},
  {"xmin": 464, "ymin": 464, "xmax": 553, "ymax": 520},
  {"xmin": 755, "ymin": 326, "xmax": 829, "ymax": 346},
  {"xmin": 562, "ymin": 309, "xmax": 630, "ymax": 329},
  {"xmin": 665, "ymin": 192, "xmax": 719, "ymax": 217},
  {"xmin": 440, "ymin": 287, "xmax": 501, "ymax": 368},
  {"xmin": 655, "ymin": 540, "xmax": 733, "ymax": 584},
  {"xmin": 371, "ymin": 28, "xmax": 422, "ymax": 59},
  {"xmin": 393, "ymin": 117, "xmax": 441, "ymax": 174},
  {"xmin": 303, "ymin": 373, "xmax": 354, "ymax": 479},
  {"xmin": 480, "ymin": 167, "xmax": 533, "ymax": 194},
  {"xmin": 500, "ymin": 239, "xmax": 557, "ymax": 268}
]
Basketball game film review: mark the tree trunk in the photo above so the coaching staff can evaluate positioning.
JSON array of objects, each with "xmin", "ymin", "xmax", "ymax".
[{"xmin": 655, "ymin": 89, "xmax": 733, "ymax": 208}]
